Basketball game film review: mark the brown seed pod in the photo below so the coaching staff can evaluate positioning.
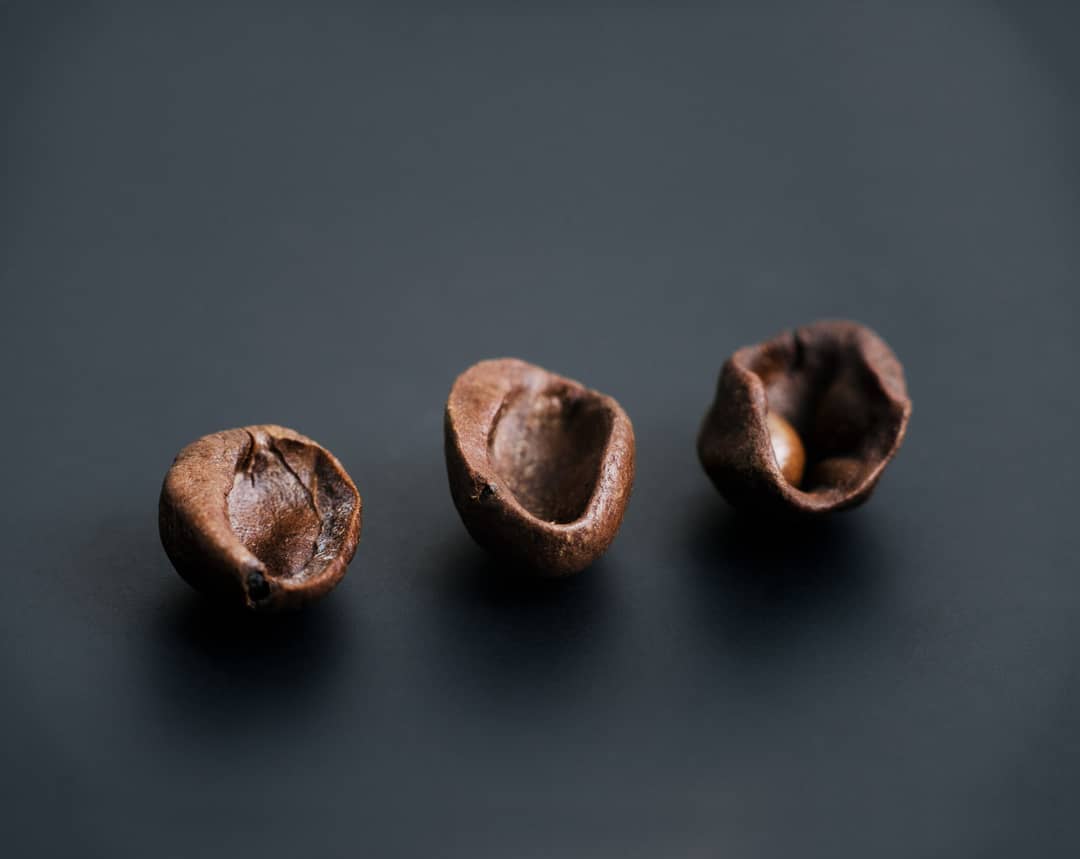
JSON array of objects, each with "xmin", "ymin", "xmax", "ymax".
[
  {"xmin": 444, "ymin": 358, "xmax": 635, "ymax": 575},
  {"xmin": 159, "ymin": 425, "xmax": 362, "ymax": 611},
  {"xmin": 697, "ymin": 320, "xmax": 911, "ymax": 514}
]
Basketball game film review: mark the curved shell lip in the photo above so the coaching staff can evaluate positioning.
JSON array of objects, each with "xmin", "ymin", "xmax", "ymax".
[
  {"xmin": 159, "ymin": 424, "xmax": 362, "ymax": 611},
  {"xmin": 701, "ymin": 320, "xmax": 911, "ymax": 515},
  {"xmin": 445, "ymin": 358, "xmax": 636, "ymax": 574}
]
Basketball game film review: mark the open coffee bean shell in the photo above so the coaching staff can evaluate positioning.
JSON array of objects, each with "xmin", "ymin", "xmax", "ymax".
[
  {"xmin": 697, "ymin": 320, "xmax": 911, "ymax": 515},
  {"xmin": 159, "ymin": 425, "xmax": 362, "ymax": 611},
  {"xmin": 444, "ymin": 358, "xmax": 635, "ymax": 575}
]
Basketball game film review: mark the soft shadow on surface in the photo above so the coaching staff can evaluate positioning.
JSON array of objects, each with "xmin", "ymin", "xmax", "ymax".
[
  {"xmin": 426, "ymin": 540, "xmax": 615, "ymax": 708},
  {"xmin": 684, "ymin": 493, "xmax": 887, "ymax": 658},
  {"xmin": 143, "ymin": 588, "xmax": 350, "ymax": 739}
]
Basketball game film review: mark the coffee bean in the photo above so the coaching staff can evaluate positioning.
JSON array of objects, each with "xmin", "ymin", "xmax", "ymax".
[
  {"xmin": 766, "ymin": 411, "xmax": 806, "ymax": 487},
  {"xmin": 444, "ymin": 358, "xmax": 635, "ymax": 575},
  {"xmin": 158, "ymin": 425, "xmax": 362, "ymax": 610},
  {"xmin": 697, "ymin": 320, "xmax": 911, "ymax": 514}
]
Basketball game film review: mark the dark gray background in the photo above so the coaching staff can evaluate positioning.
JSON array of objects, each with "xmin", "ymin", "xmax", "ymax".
[{"xmin": 3, "ymin": 2, "xmax": 1079, "ymax": 856}]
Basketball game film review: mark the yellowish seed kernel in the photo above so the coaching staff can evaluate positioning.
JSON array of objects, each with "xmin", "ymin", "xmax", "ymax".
[{"xmin": 767, "ymin": 412, "xmax": 806, "ymax": 487}]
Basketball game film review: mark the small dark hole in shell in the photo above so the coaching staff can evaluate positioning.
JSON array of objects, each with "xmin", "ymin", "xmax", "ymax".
[{"xmin": 246, "ymin": 571, "xmax": 271, "ymax": 602}]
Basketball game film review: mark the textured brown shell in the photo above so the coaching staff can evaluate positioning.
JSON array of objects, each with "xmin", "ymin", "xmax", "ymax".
[
  {"xmin": 444, "ymin": 359, "xmax": 636, "ymax": 575},
  {"xmin": 158, "ymin": 425, "xmax": 362, "ymax": 611},
  {"xmin": 697, "ymin": 320, "xmax": 911, "ymax": 515}
]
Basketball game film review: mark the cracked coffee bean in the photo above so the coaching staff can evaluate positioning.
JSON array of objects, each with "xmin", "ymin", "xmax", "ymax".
[
  {"xmin": 697, "ymin": 320, "xmax": 911, "ymax": 515},
  {"xmin": 159, "ymin": 425, "xmax": 362, "ymax": 611},
  {"xmin": 444, "ymin": 358, "xmax": 635, "ymax": 575}
]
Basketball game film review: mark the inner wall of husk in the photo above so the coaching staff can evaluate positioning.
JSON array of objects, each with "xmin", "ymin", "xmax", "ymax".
[
  {"xmin": 226, "ymin": 437, "xmax": 347, "ymax": 580},
  {"xmin": 754, "ymin": 342, "xmax": 885, "ymax": 491},
  {"xmin": 488, "ymin": 384, "xmax": 611, "ymax": 523}
]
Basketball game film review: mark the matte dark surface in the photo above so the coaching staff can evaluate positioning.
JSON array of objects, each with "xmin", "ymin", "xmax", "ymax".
[{"xmin": 3, "ymin": 3, "xmax": 1079, "ymax": 857}]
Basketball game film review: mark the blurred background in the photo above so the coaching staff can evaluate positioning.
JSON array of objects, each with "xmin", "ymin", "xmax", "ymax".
[{"xmin": 2, "ymin": 2, "xmax": 1078, "ymax": 857}]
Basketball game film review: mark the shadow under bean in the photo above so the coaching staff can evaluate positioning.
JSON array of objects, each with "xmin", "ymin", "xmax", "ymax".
[
  {"xmin": 143, "ymin": 588, "xmax": 351, "ymax": 742},
  {"xmin": 424, "ymin": 539, "xmax": 616, "ymax": 710},
  {"xmin": 683, "ymin": 493, "xmax": 889, "ymax": 661}
]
